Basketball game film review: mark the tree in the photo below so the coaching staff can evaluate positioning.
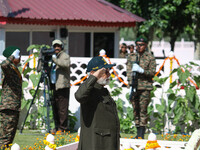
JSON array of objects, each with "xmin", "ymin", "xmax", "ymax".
[
  {"xmin": 184, "ymin": 0, "xmax": 200, "ymax": 59},
  {"xmin": 105, "ymin": 0, "xmax": 120, "ymax": 6},
  {"xmin": 158, "ymin": 0, "xmax": 193, "ymax": 51},
  {"xmin": 106, "ymin": 0, "xmax": 200, "ymax": 53}
]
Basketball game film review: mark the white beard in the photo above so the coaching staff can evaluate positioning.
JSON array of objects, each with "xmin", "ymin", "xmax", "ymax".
[{"xmin": 97, "ymin": 77, "xmax": 110, "ymax": 85}]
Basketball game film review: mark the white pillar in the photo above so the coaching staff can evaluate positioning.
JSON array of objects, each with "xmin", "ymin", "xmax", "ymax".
[
  {"xmin": 11, "ymin": 143, "xmax": 20, "ymax": 150},
  {"xmin": 90, "ymin": 32, "xmax": 94, "ymax": 57},
  {"xmin": 122, "ymin": 142, "xmax": 131, "ymax": 150},
  {"xmin": 45, "ymin": 134, "xmax": 55, "ymax": 150},
  {"xmin": 55, "ymin": 26, "xmax": 60, "ymax": 39},
  {"xmin": 0, "ymin": 28, "xmax": 5, "ymax": 55}
]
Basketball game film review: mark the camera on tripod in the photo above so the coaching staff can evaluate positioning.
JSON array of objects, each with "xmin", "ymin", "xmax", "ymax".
[
  {"xmin": 41, "ymin": 46, "xmax": 55, "ymax": 63},
  {"xmin": 37, "ymin": 46, "xmax": 55, "ymax": 73},
  {"xmin": 21, "ymin": 46, "xmax": 55, "ymax": 133}
]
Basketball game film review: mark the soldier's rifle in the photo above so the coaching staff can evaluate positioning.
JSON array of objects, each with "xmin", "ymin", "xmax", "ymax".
[{"xmin": 129, "ymin": 48, "xmax": 139, "ymax": 101}]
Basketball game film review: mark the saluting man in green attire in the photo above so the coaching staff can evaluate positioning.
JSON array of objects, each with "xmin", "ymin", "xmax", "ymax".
[
  {"xmin": 0, "ymin": 46, "xmax": 22, "ymax": 148},
  {"xmin": 75, "ymin": 56, "xmax": 120, "ymax": 150},
  {"xmin": 126, "ymin": 36, "xmax": 156, "ymax": 139}
]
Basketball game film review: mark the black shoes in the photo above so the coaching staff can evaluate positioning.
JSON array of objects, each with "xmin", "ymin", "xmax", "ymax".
[{"xmin": 134, "ymin": 126, "xmax": 145, "ymax": 139}]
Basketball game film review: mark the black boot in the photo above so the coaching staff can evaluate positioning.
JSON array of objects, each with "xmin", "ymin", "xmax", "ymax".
[
  {"xmin": 135, "ymin": 127, "xmax": 140, "ymax": 139},
  {"xmin": 140, "ymin": 126, "xmax": 145, "ymax": 139}
]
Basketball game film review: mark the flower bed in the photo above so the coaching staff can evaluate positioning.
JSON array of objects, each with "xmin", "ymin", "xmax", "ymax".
[{"xmin": 7, "ymin": 130, "xmax": 200, "ymax": 150}]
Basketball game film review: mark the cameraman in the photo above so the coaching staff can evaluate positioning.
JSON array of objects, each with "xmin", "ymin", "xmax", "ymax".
[{"xmin": 51, "ymin": 39, "xmax": 70, "ymax": 133}]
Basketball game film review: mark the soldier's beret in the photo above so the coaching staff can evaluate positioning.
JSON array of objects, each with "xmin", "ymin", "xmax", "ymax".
[
  {"xmin": 86, "ymin": 56, "xmax": 115, "ymax": 72},
  {"xmin": 3, "ymin": 46, "xmax": 21, "ymax": 58},
  {"xmin": 135, "ymin": 36, "xmax": 148, "ymax": 44}
]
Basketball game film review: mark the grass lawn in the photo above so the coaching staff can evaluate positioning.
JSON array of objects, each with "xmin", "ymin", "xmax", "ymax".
[
  {"xmin": 13, "ymin": 130, "xmax": 47, "ymax": 148},
  {"xmin": 13, "ymin": 130, "xmax": 78, "ymax": 148}
]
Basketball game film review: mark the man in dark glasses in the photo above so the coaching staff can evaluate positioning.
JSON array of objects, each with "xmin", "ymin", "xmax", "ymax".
[
  {"xmin": 126, "ymin": 36, "xmax": 156, "ymax": 139},
  {"xmin": 51, "ymin": 39, "xmax": 71, "ymax": 133}
]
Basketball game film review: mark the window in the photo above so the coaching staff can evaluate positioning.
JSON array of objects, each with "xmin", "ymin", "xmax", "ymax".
[
  {"xmin": 94, "ymin": 33, "xmax": 114, "ymax": 58},
  {"xmin": 68, "ymin": 32, "xmax": 90, "ymax": 57},
  {"xmin": 32, "ymin": 32, "xmax": 53, "ymax": 46},
  {"xmin": 6, "ymin": 32, "xmax": 30, "ymax": 55}
]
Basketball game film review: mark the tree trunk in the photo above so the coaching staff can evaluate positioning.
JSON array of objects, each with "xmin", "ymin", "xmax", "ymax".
[
  {"xmin": 194, "ymin": 42, "xmax": 200, "ymax": 60},
  {"xmin": 170, "ymin": 39, "xmax": 175, "ymax": 52}
]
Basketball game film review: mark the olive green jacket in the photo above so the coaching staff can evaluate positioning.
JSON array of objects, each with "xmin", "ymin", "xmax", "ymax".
[{"xmin": 75, "ymin": 75, "xmax": 120, "ymax": 150}]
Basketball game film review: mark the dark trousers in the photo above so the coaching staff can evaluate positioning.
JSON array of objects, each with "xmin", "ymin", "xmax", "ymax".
[
  {"xmin": 131, "ymin": 90, "xmax": 150, "ymax": 127},
  {"xmin": 0, "ymin": 109, "xmax": 19, "ymax": 148},
  {"xmin": 53, "ymin": 88, "xmax": 70, "ymax": 131}
]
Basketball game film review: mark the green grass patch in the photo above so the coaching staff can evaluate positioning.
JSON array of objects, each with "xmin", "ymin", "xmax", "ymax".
[{"xmin": 13, "ymin": 130, "xmax": 77, "ymax": 149}]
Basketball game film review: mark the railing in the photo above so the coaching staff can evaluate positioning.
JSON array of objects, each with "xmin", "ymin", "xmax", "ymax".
[
  {"xmin": 55, "ymin": 139, "xmax": 187, "ymax": 150},
  {"xmin": 120, "ymin": 138, "xmax": 187, "ymax": 150},
  {"xmin": 70, "ymin": 56, "xmax": 200, "ymax": 88},
  {"xmin": 56, "ymin": 130, "xmax": 200, "ymax": 150},
  {"xmin": 0, "ymin": 55, "xmax": 199, "ymax": 88}
]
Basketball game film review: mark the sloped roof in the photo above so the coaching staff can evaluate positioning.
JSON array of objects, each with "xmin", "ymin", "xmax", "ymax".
[{"xmin": 0, "ymin": 0, "xmax": 145, "ymax": 27}]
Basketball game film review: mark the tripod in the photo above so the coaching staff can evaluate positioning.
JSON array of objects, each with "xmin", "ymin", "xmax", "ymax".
[{"xmin": 20, "ymin": 68, "xmax": 53, "ymax": 133}]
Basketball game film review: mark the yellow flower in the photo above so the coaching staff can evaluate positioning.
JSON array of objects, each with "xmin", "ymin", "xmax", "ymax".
[
  {"xmin": 110, "ymin": 73, "xmax": 115, "ymax": 78},
  {"xmin": 43, "ymin": 139, "xmax": 57, "ymax": 150},
  {"xmin": 75, "ymin": 135, "xmax": 80, "ymax": 142},
  {"xmin": 145, "ymin": 140, "xmax": 161, "ymax": 149}
]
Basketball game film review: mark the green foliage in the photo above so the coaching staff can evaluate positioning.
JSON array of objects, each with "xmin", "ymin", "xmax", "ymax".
[
  {"xmin": 151, "ymin": 62, "xmax": 200, "ymax": 134},
  {"xmin": 107, "ymin": 0, "xmax": 200, "ymax": 50},
  {"xmin": 109, "ymin": 77, "xmax": 135, "ymax": 134},
  {"xmin": 20, "ymin": 44, "xmax": 50, "ymax": 129},
  {"xmin": 68, "ymin": 110, "xmax": 78, "ymax": 132}
]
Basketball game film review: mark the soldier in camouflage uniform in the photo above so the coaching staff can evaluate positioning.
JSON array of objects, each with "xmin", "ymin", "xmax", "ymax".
[
  {"xmin": 126, "ymin": 36, "xmax": 156, "ymax": 139},
  {"xmin": 119, "ymin": 43, "xmax": 128, "ymax": 58},
  {"xmin": 0, "ymin": 46, "xmax": 22, "ymax": 148},
  {"xmin": 128, "ymin": 44, "xmax": 134, "ymax": 54}
]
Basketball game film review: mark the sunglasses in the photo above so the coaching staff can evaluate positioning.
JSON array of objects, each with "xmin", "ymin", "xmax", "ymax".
[{"xmin": 136, "ymin": 44, "xmax": 145, "ymax": 47}]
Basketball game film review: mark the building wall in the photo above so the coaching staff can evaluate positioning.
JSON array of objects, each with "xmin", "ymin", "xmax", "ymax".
[{"xmin": 0, "ymin": 24, "xmax": 120, "ymax": 58}]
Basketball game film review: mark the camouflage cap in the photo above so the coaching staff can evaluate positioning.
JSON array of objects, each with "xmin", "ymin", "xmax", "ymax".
[
  {"xmin": 86, "ymin": 56, "xmax": 115, "ymax": 72},
  {"xmin": 135, "ymin": 36, "xmax": 148, "ymax": 44},
  {"xmin": 3, "ymin": 46, "xmax": 21, "ymax": 58}
]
